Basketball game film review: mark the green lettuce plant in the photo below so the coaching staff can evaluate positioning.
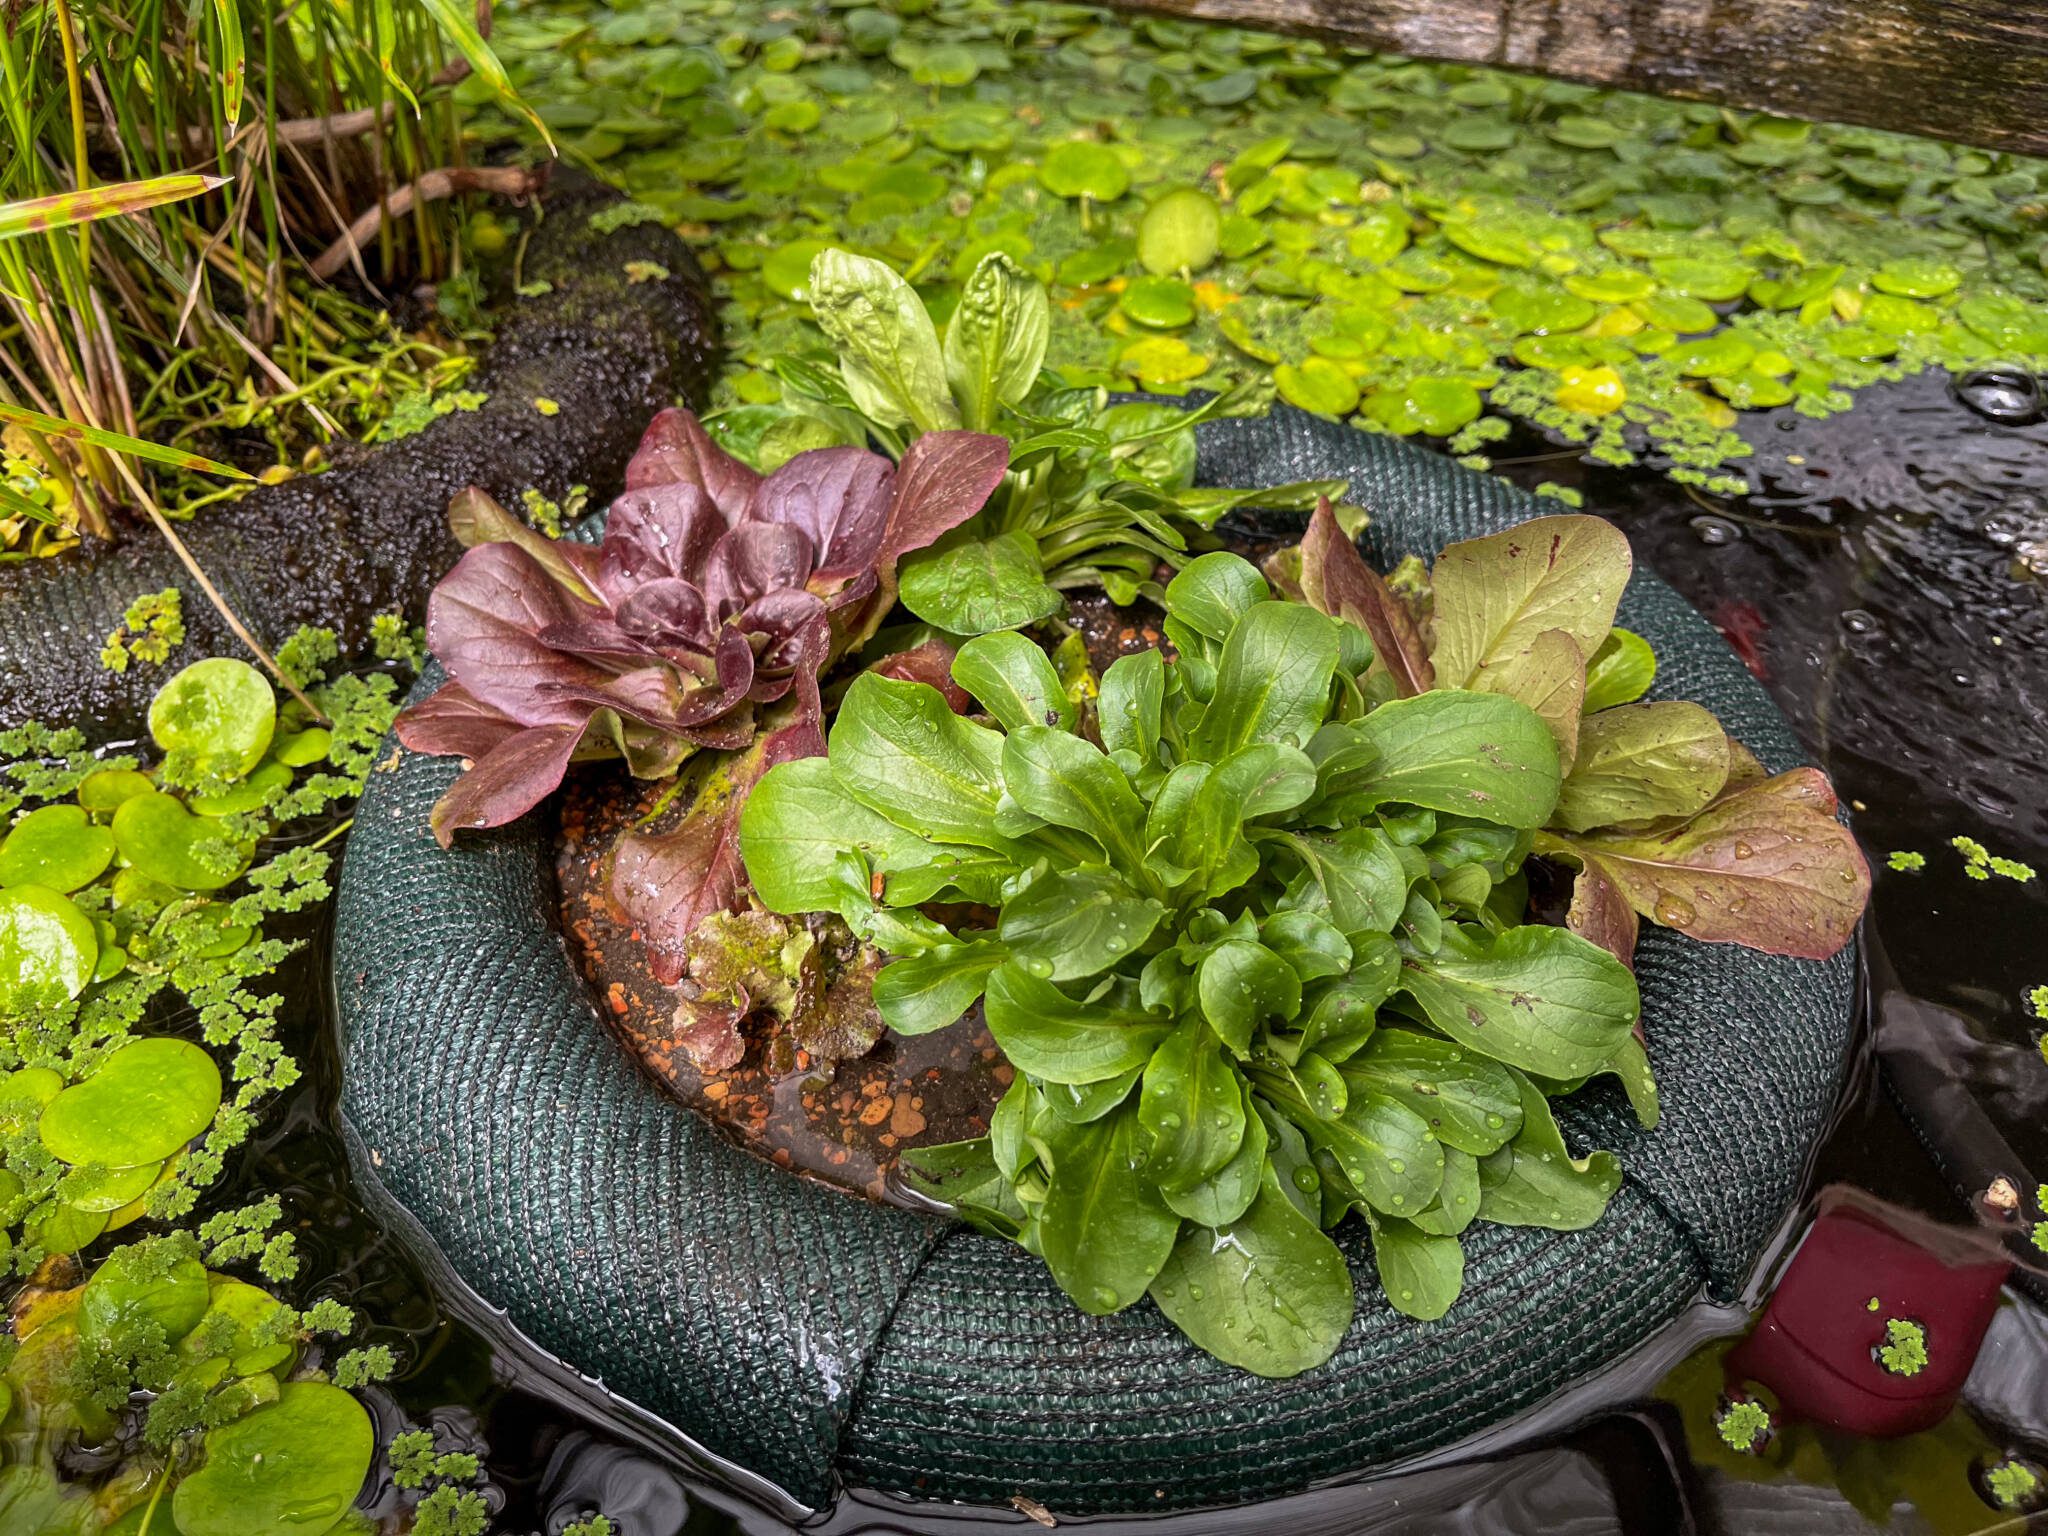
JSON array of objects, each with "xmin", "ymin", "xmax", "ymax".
[{"xmin": 738, "ymin": 511, "xmax": 1868, "ymax": 1376}]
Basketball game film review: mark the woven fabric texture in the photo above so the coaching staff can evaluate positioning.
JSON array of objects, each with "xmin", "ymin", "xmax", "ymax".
[{"xmin": 334, "ymin": 405, "xmax": 1855, "ymax": 1513}]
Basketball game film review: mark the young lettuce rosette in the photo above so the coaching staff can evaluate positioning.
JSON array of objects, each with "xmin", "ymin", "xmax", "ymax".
[{"xmin": 395, "ymin": 407, "xmax": 1009, "ymax": 846}]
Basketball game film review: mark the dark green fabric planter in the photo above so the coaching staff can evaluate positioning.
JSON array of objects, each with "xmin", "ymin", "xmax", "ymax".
[{"xmin": 333, "ymin": 406, "xmax": 1857, "ymax": 1514}]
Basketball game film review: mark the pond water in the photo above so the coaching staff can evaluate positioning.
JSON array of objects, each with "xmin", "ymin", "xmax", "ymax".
[{"xmin": 237, "ymin": 366, "xmax": 2046, "ymax": 1534}]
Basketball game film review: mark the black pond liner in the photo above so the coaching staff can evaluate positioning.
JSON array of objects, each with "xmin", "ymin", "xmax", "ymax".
[{"xmin": 330, "ymin": 404, "xmax": 1858, "ymax": 1515}]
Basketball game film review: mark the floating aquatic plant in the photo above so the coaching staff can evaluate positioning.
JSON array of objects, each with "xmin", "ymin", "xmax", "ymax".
[{"xmin": 475, "ymin": 0, "xmax": 2048, "ymax": 497}]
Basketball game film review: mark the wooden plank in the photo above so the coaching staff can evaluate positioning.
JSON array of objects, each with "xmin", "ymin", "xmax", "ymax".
[{"xmin": 1105, "ymin": 0, "xmax": 2048, "ymax": 158}]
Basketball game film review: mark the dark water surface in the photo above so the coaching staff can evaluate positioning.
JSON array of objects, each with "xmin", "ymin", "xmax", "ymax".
[{"xmin": 264, "ymin": 370, "xmax": 2047, "ymax": 1534}]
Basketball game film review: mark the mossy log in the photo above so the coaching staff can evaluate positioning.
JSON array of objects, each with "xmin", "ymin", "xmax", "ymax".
[
  {"xmin": 0, "ymin": 178, "xmax": 716, "ymax": 739},
  {"xmin": 1107, "ymin": 0, "xmax": 2048, "ymax": 156}
]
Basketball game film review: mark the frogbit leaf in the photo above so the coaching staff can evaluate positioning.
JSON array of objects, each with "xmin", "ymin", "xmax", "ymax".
[
  {"xmin": 1536, "ymin": 767, "xmax": 1870, "ymax": 960},
  {"xmin": 1429, "ymin": 515, "xmax": 1631, "ymax": 690}
]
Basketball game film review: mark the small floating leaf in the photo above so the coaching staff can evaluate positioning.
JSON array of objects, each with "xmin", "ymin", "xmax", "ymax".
[{"xmin": 39, "ymin": 1037, "xmax": 223, "ymax": 1169}]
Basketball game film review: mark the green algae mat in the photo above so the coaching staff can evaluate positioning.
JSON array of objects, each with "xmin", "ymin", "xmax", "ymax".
[{"xmin": 472, "ymin": 0, "xmax": 2048, "ymax": 497}]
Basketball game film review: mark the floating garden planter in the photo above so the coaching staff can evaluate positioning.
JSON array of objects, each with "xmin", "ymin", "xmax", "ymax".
[{"xmin": 335, "ymin": 252, "xmax": 1866, "ymax": 1512}]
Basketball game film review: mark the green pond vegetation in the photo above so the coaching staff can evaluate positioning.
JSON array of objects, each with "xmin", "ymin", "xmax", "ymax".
[{"xmin": 469, "ymin": 0, "xmax": 2048, "ymax": 497}]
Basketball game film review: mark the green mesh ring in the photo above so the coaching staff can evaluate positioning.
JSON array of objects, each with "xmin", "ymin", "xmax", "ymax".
[{"xmin": 333, "ymin": 407, "xmax": 1855, "ymax": 1513}]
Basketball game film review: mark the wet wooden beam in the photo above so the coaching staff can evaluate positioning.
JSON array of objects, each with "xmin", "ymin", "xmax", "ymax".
[{"xmin": 1105, "ymin": 0, "xmax": 2048, "ymax": 157}]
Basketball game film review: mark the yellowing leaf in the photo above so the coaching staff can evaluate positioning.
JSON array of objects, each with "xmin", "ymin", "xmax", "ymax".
[{"xmin": 1429, "ymin": 514, "xmax": 1631, "ymax": 690}]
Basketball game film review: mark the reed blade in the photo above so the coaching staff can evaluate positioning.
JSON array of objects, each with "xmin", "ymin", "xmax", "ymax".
[
  {"xmin": 419, "ymin": 0, "xmax": 554, "ymax": 150},
  {"xmin": 0, "ymin": 176, "xmax": 230, "ymax": 243},
  {"xmin": 0, "ymin": 403, "xmax": 253, "ymax": 481}
]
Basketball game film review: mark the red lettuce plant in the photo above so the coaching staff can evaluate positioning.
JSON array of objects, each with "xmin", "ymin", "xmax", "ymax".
[{"xmin": 396, "ymin": 407, "xmax": 1008, "ymax": 845}]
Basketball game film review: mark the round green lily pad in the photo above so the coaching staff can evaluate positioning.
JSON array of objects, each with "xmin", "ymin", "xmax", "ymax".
[
  {"xmin": 31, "ymin": 1203, "xmax": 107, "ymax": 1255},
  {"xmin": 149, "ymin": 659, "xmax": 276, "ymax": 780},
  {"xmin": 63, "ymin": 1158, "xmax": 163, "ymax": 1214},
  {"xmin": 1138, "ymin": 189, "xmax": 1222, "ymax": 277},
  {"xmin": 761, "ymin": 238, "xmax": 832, "ymax": 302},
  {"xmin": 1120, "ymin": 275, "xmax": 1196, "ymax": 328},
  {"xmin": 1649, "ymin": 258, "xmax": 1752, "ymax": 302},
  {"xmin": 76, "ymin": 769, "xmax": 156, "ymax": 815},
  {"xmin": 2, "ymin": 1066, "xmax": 64, "ymax": 1109},
  {"xmin": 1273, "ymin": 358, "xmax": 1360, "ymax": 416},
  {"xmin": 1403, "ymin": 377, "xmax": 1483, "ymax": 436},
  {"xmin": 189, "ymin": 761, "xmax": 293, "ymax": 818},
  {"xmin": 81, "ymin": 1243, "xmax": 212, "ymax": 1347},
  {"xmin": 1958, "ymin": 293, "xmax": 2048, "ymax": 354},
  {"xmin": 152, "ymin": 901, "xmax": 255, "ymax": 960},
  {"xmin": 1633, "ymin": 293, "xmax": 1720, "ymax": 334},
  {"xmin": 182, "ymin": 1278, "xmax": 298, "ymax": 1380},
  {"xmin": 1057, "ymin": 238, "xmax": 1134, "ymax": 287},
  {"xmin": 1119, "ymin": 336, "xmax": 1210, "ymax": 387},
  {"xmin": 1039, "ymin": 140, "xmax": 1128, "ymax": 201},
  {"xmin": 270, "ymin": 729, "xmax": 331, "ymax": 769},
  {"xmin": 0, "ymin": 806, "xmax": 115, "ymax": 893},
  {"xmin": 1825, "ymin": 324, "xmax": 1899, "ymax": 361},
  {"xmin": 1563, "ymin": 268, "xmax": 1655, "ymax": 304},
  {"xmin": 1668, "ymin": 333, "xmax": 1757, "ymax": 377},
  {"xmin": 112, "ymin": 792, "xmax": 248, "ymax": 892},
  {"xmin": 39, "ymin": 1037, "xmax": 222, "ymax": 1169},
  {"xmin": 172, "ymin": 1382, "xmax": 374, "ymax": 1536},
  {"xmin": 0, "ymin": 885, "xmax": 98, "ymax": 1012},
  {"xmin": 1442, "ymin": 219, "xmax": 1537, "ymax": 268},
  {"xmin": 1491, "ymin": 282, "xmax": 1596, "ymax": 336},
  {"xmin": 1871, "ymin": 258, "xmax": 1961, "ymax": 298},
  {"xmin": 111, "ymin": 866, "xmax": 181, "ymax": 908}
]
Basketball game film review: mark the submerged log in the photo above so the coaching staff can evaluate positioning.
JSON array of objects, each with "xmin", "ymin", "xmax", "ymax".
[
  {"xmin": 0, "ymin": 175, "xmax": 717, "ymax": 739},
  {"xmin": 1108, "ymin": 0, "xmax": 2048, "ymax": 157}
]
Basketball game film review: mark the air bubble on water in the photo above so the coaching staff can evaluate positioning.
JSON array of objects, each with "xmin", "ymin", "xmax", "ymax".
[{"xmin": 1690, "ymin": 515, "xmax": 1740, "ymax": 546}]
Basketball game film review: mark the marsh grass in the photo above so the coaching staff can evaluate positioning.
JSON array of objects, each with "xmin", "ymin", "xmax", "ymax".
[{"xmin": 0, "ymin": 0, "xmax": 538, "ymax": 546}]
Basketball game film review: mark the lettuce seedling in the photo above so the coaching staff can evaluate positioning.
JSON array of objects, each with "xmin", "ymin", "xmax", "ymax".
[
  {"xmin": 740, "ymin": 550, "xmax": 1652, "ymax": 1375},
  {"xmin": 396, "ymin": 406, "xmax": 1008, "ymax": 845}
]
